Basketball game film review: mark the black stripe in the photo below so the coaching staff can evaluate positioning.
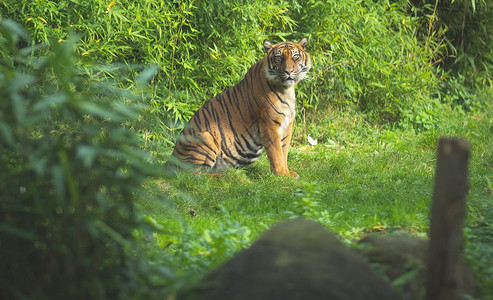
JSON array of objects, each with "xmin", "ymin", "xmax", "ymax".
[
  {"xmin": 267, "ymin": 81, "xmax": 290, "ymax": 107},
  {"xmin": 248, "ymin": 66, "xmax": 262, "ymax": 109},
  {"xmin": 229, "ymin": 85, "xmax": 249, "ymax": 123},
  {"xmin": 240, "ymin": 132, "xmax": 258, "ymax": 152},
  {"xmin": 244, "ymin": 128, "xmax": 263, "ymax": 147},
  {"xmin": 265, "ymin": 96, "xmax": 285, "ymax": 117},
  {"xmin": 211, "ymin": 105, "xmax": 234, "ymax": 159},
  {"xmin": 196, "ymin": 140, "xmax": 217, "ymax": 157},
  {"xmin": 217, "ymin": 91, "xmax": 241, "ymax": 147},
  {"xmin": 177, "ymin": 133, "xmax": 218, "ymax": 160},
  {"xmin": 174, "ymin": 148, "xmax": 214, "ymax": 164},
  {"xmin": 191, "ymin": 114, "xmax": 202, "ymax": 130},
  {"xmin": 258, "ymin": 67, "xmax": 285, "ymax": 117},
  {"xmin": 202, "ymin": 111, "xmax": 211, "ymax": 131},
  {"xmin": 272, "ymin": 119, "xmax": 282, "ymax": 126}
]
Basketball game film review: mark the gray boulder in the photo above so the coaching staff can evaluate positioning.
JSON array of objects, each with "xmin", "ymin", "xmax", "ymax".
[
  {"xmin": 358, "ymin": 234, "xmax": 478, "ymax": 300},
  {"xmin": 184, "ymin": 218, "xmax": 402, "ymax": 300}
]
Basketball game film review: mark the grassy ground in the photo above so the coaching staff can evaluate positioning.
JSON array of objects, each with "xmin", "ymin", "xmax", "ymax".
[{"xmin": 136, "ymin": 103, "xmax": 493, "ymax": 298}]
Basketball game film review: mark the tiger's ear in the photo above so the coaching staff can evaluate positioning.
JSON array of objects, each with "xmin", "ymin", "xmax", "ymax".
[
  {"xmin": 263, "ymin": 39, "xmax": 273, "ymax": 53},
  {"xmin": 298, "ymin": 37, "xmax": 308, "ymax": 50}
]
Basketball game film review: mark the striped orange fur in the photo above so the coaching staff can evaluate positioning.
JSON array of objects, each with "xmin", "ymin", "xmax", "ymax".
[{"xmin": 169, "ymin": 38, "xmax": 311, "ymax": 177}]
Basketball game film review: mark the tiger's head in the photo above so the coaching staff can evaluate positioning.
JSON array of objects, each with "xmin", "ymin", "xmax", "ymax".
[{"xmin": 263, "ymin": 38, "xmax": 311, "ymax": 88}]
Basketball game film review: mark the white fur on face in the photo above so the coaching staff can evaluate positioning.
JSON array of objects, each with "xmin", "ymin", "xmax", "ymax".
[
  {"xmin": 264, "ymin": 47, "xmax": 311, "ymax": 88},
  {"xmin": 265, "ymin": 64, "xmax": 310, "ymax": 87}
]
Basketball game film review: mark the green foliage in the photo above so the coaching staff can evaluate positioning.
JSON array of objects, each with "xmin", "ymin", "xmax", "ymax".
[
  {"xmin": 141, "ymin": 104, "xmax": 493, "ymax": 299},
  {"xmin": 286, "ymin": 182, "xmax": 343, "ymax": 229},
  {"xmin": 292, "ymin": 0, "xmax": 441, "ymax": 123},
  {"xmin": 166, "ymin": 206, "xmax": 252, "ymax": 273},
  {"xmin": 1, "ymin": 2, "xmax": 493, "ymax": 298},
  {"xmin": 465, "ymin": 199, "xmax": 493, "ymax": 298},
  {"xmin": 1, "ymin": 0, "xmax": 296, "ymax": 141},
  {"xmin": 135, "ymin": 204, "xmax": 253, "ymax": 299},
  {"xmin": 0, "ymin": 20, "xmax": 168, "ymax": 299},
  {"xmin": 6, "ymin": 0, "xmax": 490, "ymax": 133},
  {"xmin": 288, "ymin": 183, "xmax": 324, "ymax": 218},
  {"xmin": 409, "ymin": 0, "xmax": 493, "ymax": 112},
  {"xmin": 411, "ymin": 0, "xmax": 493, "ymax": 83}
]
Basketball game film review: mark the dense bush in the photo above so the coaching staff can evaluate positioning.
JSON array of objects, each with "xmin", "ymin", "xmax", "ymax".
[
  {"xmin": 0, "ymin": 1, "xmax": 292, "ymax": 124},
  {"xmin": 2, "ymin": 0, "xmax": 491, "ymax": 131},
  {"xmin": 0, "ymin": 2, "xmax": 492, "ymax": 297},
  {"xmin": 410, "ymin": 0, "xmax": 493, "ymax": 85},
  {"xmin": 1, "ymin": 0, "xmax": 469, "ymax": 132},
  {"xmin": 407, "ymin": 0, "xmax": 493, "ymax": 113},
  {"xmin": 292, "ymin": 0, "xmax": 443, "ymax": 123},
  {"xmin": 0, "ymin": 21, "xmax": 169, "ymax": 299}
]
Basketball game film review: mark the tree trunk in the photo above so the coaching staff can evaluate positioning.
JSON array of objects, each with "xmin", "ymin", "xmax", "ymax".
[{"xmin": 425, "ymin": 137, "xmax": 470, "ymax": 300}]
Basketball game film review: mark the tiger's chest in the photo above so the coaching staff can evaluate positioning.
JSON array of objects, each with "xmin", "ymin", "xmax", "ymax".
[
  {"xmin": 278, "ymin": 106, "xmax": 295, "ymax": 137},
  {"xmin": 276, "ymin": 91, "xmax": 296, "ymax": 137}
]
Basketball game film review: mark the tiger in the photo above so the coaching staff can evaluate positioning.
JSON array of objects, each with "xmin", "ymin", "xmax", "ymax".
[{"xmin": 168, "ymin": 38, "xmax": 311, "ymax": 177}]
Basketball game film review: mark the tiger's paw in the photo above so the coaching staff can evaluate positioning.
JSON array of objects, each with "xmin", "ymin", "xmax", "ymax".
[
  {"xmin": 272, "ymin": 167, "xmax": 299, "ymax": 178},
  {"xmin": 288, "ymin": 170, "xmax": 299, "ymax": 179},
  {"xmin": 276, "ymin": 169, "xmax": 299, "ymax": 178},
  {"xmin": 207, "ymin": 172, "xmax": 224, "ymax": 178}
]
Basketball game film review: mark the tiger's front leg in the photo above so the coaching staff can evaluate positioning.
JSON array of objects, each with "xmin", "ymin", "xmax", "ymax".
[
  {"xmin": 260, "ymin": 117, "xmax": 292, "ymax": 176},
  {"xmin": 281, "ymin": 121, "xmax": 298, "ymax": 178}
]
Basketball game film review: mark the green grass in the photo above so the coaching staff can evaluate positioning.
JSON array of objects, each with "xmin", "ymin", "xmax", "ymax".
[
  {"xmin": 136, "ymin": 103, "xmax": 493, "ymax": 298},
  {"xmin": 2, "ymin": 3, "xmax": 492, "ymax": 296}
]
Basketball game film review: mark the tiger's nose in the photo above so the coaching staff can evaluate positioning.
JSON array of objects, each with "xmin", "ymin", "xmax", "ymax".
[{"xmin": 285, "ymin": 69, "xmax": 294, "ymax": 75}]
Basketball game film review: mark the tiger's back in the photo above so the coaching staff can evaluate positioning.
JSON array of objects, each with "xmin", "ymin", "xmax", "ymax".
[{"xmin": 170, "ymin": 38, "xmax": 311, "ymax": 176}]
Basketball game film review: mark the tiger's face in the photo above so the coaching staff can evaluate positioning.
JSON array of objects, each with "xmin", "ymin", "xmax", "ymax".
[{"xmin": 263, "ymin": 38, "xmax": 311, "ymax": 88}]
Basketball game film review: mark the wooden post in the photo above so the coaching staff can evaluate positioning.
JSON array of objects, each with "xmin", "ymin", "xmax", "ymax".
[{"xmin": 425, "ymin": 137, "xmax": 470, "ymax": 300}]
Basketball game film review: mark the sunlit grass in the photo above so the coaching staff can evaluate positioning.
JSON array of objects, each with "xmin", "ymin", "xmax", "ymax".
[{"xmin": 136, "ymin": 104, "xmax": 493, "ymax": 298}]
